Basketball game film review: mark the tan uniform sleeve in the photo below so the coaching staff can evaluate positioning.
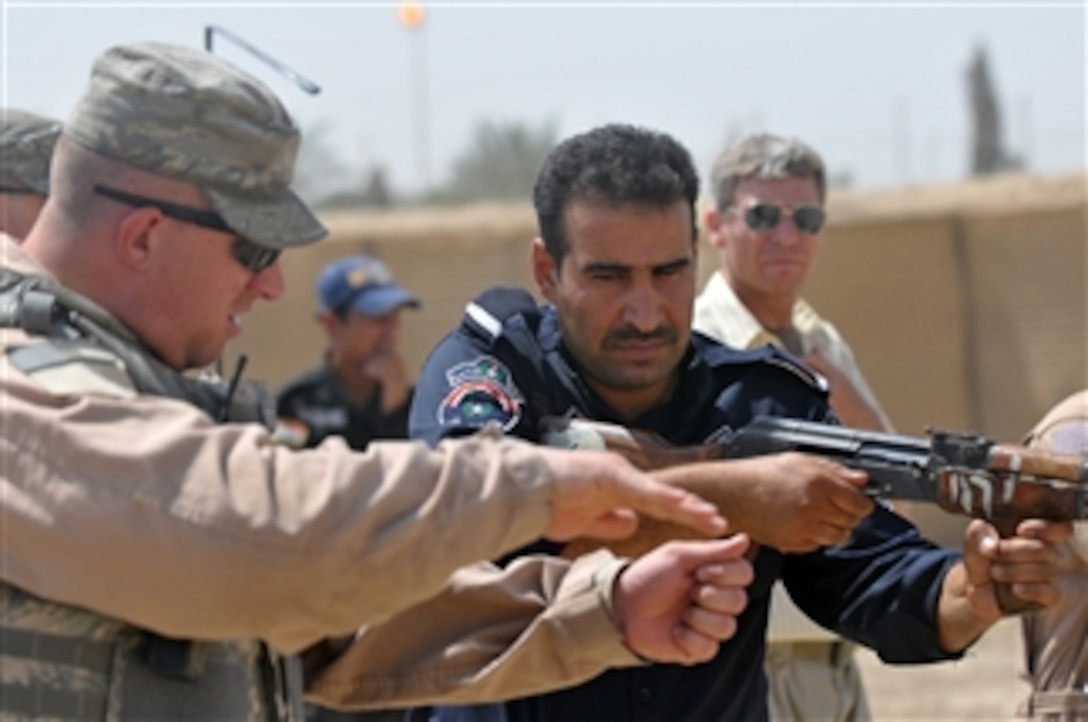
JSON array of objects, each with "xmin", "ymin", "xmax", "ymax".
[
  {"xmin": 305, "ymin": 549, "xmax": 643, "ymax": 709},
  {"xmin": 0, "ymin": 341, "xmax": 560, "ymax": 653},
  {"xmin": 1019, "ymin": 390, "xmax": 1088, "ymax": 704}
]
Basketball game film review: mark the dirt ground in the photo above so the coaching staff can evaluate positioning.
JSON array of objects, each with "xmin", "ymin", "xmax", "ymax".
[{"xmin": 856, "ymin": 617, "xmax": 1026, "ymax": 721}]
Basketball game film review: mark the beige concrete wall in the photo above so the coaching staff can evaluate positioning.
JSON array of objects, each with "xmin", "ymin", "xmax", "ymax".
[
  {"xmin": 227, "ymin": 172, "xmax": 1086, "ymax": 545},
  {"xmin": 800, "ymin": 205, "xmax": 1087, "ymax": 443}
]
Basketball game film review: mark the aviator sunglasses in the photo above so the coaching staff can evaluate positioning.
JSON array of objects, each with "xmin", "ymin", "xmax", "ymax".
[
  {"xmin": 94, "ymin": 185, "xmax": 281, "ymax": 273},
  {"xmin": 729, "ymin": 202, "xmax": 827, "ymax": 235}
]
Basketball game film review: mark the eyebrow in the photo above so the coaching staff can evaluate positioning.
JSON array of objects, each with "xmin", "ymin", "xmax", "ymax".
[
  {"xmin": 580, "ymin": 256, "xmax": 692, "ymax": 275},
  {"xmin": 581, "ymin": 261, "xmax": 630, "ymax": 275},
  {"xmin": 653, "ymin": 257, "xmax": 692, "ymax": 274}
]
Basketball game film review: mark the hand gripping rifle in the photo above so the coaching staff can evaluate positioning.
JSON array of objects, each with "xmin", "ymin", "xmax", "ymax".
[{"xmin": 541, "ymin": 415, "xmax": 1088, "ymax": 613}]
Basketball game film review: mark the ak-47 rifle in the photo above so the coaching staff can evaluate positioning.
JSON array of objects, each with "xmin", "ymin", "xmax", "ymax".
[{"xmin": 541, "ymin": 415, "xmax": 1088, "ymax": 613}]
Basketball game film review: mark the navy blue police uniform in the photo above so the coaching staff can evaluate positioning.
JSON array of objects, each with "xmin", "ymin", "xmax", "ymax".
[
  {"xmin": 276, "ymin": 363, "xmax": 412, "ymax": 450},
  {"xmin": 408, "ymin": 287, "xmax": 962, "ymax": 722}
]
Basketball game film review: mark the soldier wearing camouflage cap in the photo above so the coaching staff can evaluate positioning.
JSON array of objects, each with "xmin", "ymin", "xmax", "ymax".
[
  {"xmin": 0, "ymin": 41, "xmax": 752, "ymax": 722},
  {"xmin": 0, "ymin": 107, "xmax": 60, "ymax": 239}
]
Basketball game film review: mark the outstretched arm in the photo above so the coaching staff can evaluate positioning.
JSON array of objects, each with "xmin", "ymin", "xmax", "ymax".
[
  {"xmin": 305, "ymin": 536, "xmax": 753, "ymax": 710},
  {"xmin": 0, "ymin": 359, "xmax": 722, "ymax": 654}
]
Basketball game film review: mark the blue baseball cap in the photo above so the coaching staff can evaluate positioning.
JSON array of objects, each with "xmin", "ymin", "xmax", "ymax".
[{"xmin": 317, "ymin": 255, "xmax": 420, "ymax": 316}]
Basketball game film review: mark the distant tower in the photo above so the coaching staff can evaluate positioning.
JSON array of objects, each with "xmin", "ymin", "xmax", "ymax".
[{"xmin": 967, "ymin": 44, "xmax": 1021, "ymax": 175}]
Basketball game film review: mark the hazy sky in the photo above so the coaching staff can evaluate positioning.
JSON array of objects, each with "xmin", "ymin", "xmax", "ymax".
[{"xmin": 2, "ymin": 1, "xmax": 1084, "ymax": 199}]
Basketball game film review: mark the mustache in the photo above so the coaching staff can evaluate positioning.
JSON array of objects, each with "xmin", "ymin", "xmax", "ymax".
[{"xmin": 603, "ymin": 324, "xmax": 678, "ymax": 347}]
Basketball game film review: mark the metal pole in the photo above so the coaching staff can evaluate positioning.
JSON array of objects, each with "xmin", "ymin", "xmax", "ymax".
[
  {"xmin": 204, "ymin": 24, "xmax": 321, "ymax": 96},
  {"xmin": 411, "ymin": 28, "xmax": 431, "ymax": 192}
]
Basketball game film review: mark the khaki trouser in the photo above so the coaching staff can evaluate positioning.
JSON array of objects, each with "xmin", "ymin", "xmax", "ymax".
[
  {"xmin": 1020, "ymin": 689, "xmax": 1088, "ymax": 722},
  {"xmin": 307, "ymin": 706, "xmax": 406, "ymax": 722},
  {"xmin": 766, "ymin": 641, "xmax": 870, "ymax": 722}
]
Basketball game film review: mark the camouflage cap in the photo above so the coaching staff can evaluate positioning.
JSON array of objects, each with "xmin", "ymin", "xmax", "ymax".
[
  {"xmin": 65, "ymin": 41, "xmax": 326, "ymax": 249},
  {"xmin": 1, "ymin": 108, "xmax": 61, "ymax": 195}
]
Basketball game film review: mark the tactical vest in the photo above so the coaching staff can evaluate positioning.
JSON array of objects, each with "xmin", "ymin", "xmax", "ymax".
[{"xmin": 0, "ymin": 267, "xmax": 303, "ymax": 721}]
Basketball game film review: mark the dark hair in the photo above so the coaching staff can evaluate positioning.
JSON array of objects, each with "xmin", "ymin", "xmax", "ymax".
[
  {"xmin": 710, "ymin": 133, "xmax": 827, "ymax": 210},
  {"xmin": 532, "ymin": 124, "xmax": 700, "ymax": 265}
]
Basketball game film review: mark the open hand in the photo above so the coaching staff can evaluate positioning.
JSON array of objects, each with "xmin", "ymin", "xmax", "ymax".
[{"xmin": 539, "ymin": 448, "xmax": 727, "ymax": 543}]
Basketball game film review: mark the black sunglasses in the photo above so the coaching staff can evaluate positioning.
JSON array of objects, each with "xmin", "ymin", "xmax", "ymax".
[
  {"xmin": 730, "ymin": 202, "xmax": 826, "ymax": 235},
  {"xmin": 93, "ymin": 185, "xmax": 281, "ymax": 273}
]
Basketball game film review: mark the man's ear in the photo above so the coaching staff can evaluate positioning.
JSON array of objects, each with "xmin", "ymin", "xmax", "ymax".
[
  {"xmin": 531, "ymin": 237, "xmax": 559, "ymax": 302},
  {"xmin": 704, "ymin": 208, "xmax": 727, "ymax": 251},
  {"xmin": 114, "ymin": 207, "xmax": 163, "ymax": 272},
  {"xmin": 317, "ymin": 310, "xmax": 343, "ymax": 337}
]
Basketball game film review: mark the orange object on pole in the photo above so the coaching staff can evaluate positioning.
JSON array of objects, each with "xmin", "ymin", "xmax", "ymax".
[{"xmin": 397, "ymin": 1, "xmax": 426, "ymax": 30}]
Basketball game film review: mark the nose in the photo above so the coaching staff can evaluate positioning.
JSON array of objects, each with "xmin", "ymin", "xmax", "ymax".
[
  {"xmin": 249, "ymin": 258, "xmax": 286, "ymax": 300},
  {"xmin": 621, "ymin": 279, "xmax": 665, "ymax": 332},
  {"xmin": 379, "ymin": 314, "xmax": 402, "ymax": 343},
  {"xmin": 770, "ymin": 211, "xmax": 802, "ymax": 246}
]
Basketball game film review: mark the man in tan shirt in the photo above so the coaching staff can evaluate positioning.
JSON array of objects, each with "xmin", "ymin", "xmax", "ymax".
[
  {"xmin": 1018, "ymin": 390, "xmax": 1088, "ymax": 721},
  {"xmin": 694, "ymin": 133, "xmax": 894, "ymax": 722},
  {"xmin": 0, "ymin": 41, "xmax": 756, "ymax": 720},
  {"xmin": 0, "ymin": 107, "xmax": 60, "ymax": 239}
]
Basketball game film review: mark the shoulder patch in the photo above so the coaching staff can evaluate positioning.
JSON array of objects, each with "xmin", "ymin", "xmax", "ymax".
[
  {"xmin": 6, "ymin": 340, "xmax": 136, "ymax": 399},
  {"xmin": 270, "ymin": 418, "xmax": 311, "ymax": 449},
  {"xmin": 437, "ymin": 355, "xmax": 524, "ymax": 431}
]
